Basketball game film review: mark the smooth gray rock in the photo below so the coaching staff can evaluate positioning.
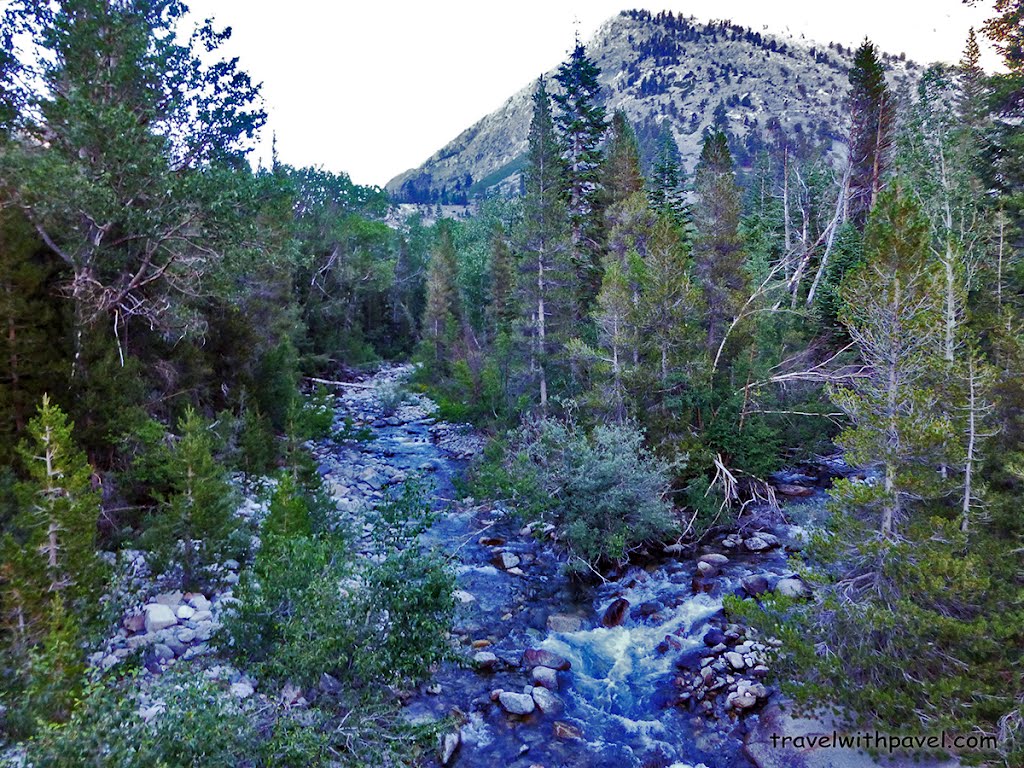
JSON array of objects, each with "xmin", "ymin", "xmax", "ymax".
[
  {"xmin": 531, "ymin": 685, "xmax": 562, "ymax": 713},
  {"xmin": 144, "ymin": 604, "xmax": 177, "ymax": 633},
  {"xmin": 497, "ymin": 690, "xmax": 535, "ymax": 716}
]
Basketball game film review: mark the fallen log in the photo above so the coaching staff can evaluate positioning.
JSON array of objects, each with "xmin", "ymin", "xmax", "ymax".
[{"xmin": 305, "ymin": 376, "xmax": 376, "ymax": 390}]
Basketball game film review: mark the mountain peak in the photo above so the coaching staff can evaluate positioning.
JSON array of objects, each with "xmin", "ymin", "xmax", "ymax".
[{"xmin": 386, "ymin": 10, "xmax": 920, "ymax": 204}]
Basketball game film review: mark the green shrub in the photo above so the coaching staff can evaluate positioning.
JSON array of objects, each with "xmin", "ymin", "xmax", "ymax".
[
  {"xmin": 507, "ymin": 416, "xmax": 678, "ymax": 569},
  {"xmin": 140, "ymin": 409, "xmax": 239, "ymax": 590},
  {"xmin": 237, "ymin": 405, "xmax": 277, "ymax": 476},
  {"xmin": 25, "ymin": 669, "xmax": 258, "ymax": 768},
  {"xmin": 375, "ymin": 380, "xmax": 408, "ymax": 416},
  {"xmin": 224, "ymin": 480, "xmax": 454, "ymax": 689}
]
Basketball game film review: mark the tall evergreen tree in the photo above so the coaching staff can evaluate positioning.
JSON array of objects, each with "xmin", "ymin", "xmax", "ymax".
[
  {"xmin": 692, "ymin": 130, "xmax": 747, "ymax": 358},
  {"xmin": 421, "ymin": 220, "xmax": 461, "ymax": 370},
  {"xmin": 648, "ymin": 122, "xmax": 688, "ymax": 225},
  {"xmin": 487, "ymin": 222, "xmax": 517, "ymax": 334},
  {"xmin": 519, "ymin": 79, "xmax": 572, "ymax": 409},
  {"xmin": 847, "ymin": 40, "xmax": 896, "ymax": 228},
  {"xmin": 897, "ymin": 64, "xmax": 988, "ymax": 363},
  {"xmin": 2, "ymin": 397, "xmax": 102, "ymax": 646},
  {"xmin": 600, "ymin": 110, "xmax": 644, "ymax": 209},
  {"xmin": 639, "ymin": 214, "xmax": 704, "ymax": 401},
  {"xmin": 829, "ymin": 185, "xmax": 949, "ymax": 539},
  {"xmin": 553, "ymin": 40, "xmax": 607, "ymax": 317}
]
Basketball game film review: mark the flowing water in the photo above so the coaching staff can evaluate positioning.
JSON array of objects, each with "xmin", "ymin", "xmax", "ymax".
[{"xmin": 326, "ymin": 366, "xmax": 826, "ymax": 768}]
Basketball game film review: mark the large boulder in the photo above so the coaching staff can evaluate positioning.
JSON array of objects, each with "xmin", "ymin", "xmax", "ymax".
[
  {"xmin": 601, "ymin": 598, "xmax": 631, "ymax": 628},
  {"xmin": 741, "ymin": 574, "xmax": 770, "ymax": 596},
  {"xmin": 144, "ymin": 603, "xmax": 177, "ymax": 633},
  {"xmin": 775, "ymin": 577, "xmax": 810, "ymax": 599},
  {"xmin": 496, "ymin": 690, "xmax": 535, "ymax": 716}
]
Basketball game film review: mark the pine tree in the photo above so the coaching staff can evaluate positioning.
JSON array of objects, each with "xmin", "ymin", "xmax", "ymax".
[
  {"xmin": 648, "ymin": 121, "xmax": 688, "ymax": 225},
  {"xmin": 263, "ymin": 473, "xmax": 312, "ymax": 542},
  {"xmin": 847, "ymin": 40, "xmax": 896, "ymax": 228},
  {"xmin": 569, "ymin": 259, "xmax": 633, "ymax": 422},
  {"xmin": 958, "ymin": 28, "xmax": 988, "ymax": 133},
  {"xmin": 519, "ymin": 79, "xmax": 572, "ymax": 409},
  {"xmin": 553, "ymin": 40, "xmax": 607, "ymax": 317},
  {"xmin": 487, "ymin": 222, "xmax": 517, "ymax": 334},
  {"xmin": 146, "ymin": 409, "xmax": 238, "ymax": 590},
  {"xmin": 692, "ymin": 130, "xmax": 747, "ymax": 358},
  {"xmin": 13, "ymin": 396, "xmax": 102, "ymax": 609},
  {"xmin": 600, "ymin": 109, "xmax": 644, "ymax": 209},
  {"xmin": 640, "ymin": 214, "xmax": 705, "ymax": 391},
  {"xmin": 897, "ymin": 64, "xmax": 988, "ymax": 363},
  {"xmin": 829, "ymin": 186, "xmax": 950, "ymax": 539},
  {"xmin": 975, "ymin": 0, "xmax": 1024, "ymax": 72},
  {"xmin": 421, "ymin": 220, "xmax": 461, "ymax": 371}
]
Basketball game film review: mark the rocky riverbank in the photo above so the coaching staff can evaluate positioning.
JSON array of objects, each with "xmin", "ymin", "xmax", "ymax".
[{"xmin": 74, "ymin": 364, "xmax": 961, "ymax": 768}]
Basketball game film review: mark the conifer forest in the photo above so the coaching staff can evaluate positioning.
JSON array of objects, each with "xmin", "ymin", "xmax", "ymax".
[{"xmin": 0, "ymin": 2, "xmax": 1023, "ymax": 767}]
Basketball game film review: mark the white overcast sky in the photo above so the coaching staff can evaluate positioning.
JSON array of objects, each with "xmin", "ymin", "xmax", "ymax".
[{"xmin": 185, "ymin": 0, "xmax": 1002, "ymax": 187}]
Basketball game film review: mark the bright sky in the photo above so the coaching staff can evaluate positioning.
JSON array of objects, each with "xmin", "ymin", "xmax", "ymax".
[{"xmin": 186, "ymin": 0, "xmax": 1002, "ymax": 187}]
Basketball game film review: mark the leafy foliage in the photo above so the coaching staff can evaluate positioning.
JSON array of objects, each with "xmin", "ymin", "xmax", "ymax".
[{"xmin": 506, "ymin": 415, "xmax": 677, "ymax": 569}]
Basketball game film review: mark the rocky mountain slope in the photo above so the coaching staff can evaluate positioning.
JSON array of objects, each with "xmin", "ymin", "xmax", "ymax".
[{"xmin": 387, "ymin": 10, "xmax": 922, "ymax": 203}]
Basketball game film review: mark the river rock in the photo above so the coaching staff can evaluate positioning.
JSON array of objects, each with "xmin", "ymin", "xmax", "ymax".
[
  {"xmin": 730, "ymin": 691, "xmax": 759, "ymax": 709},
  {"xmin": 531, "ymin": 665, "xmax": 559, "ymax": 690},
  {"xmin": 531, "ymin": 686, "xmax": 562, "ymax": 713},
  {"xmin": 699, "ymin": 553, "xmax": 730, "ymax": 566},
  {"xmin": 741, "ymin": 574, "xmax": 770, "ymax": 596},
  {"xmin": 493, "ymin": 551, "xmax": 521, "ymax": 570},
  {"xmin": 703, "ymin": 628, "xmax": 726, "ymax": 647},
  {"xmin": 774, "ymin": 483, "xmax": 815, "ymax": 498},
  {"xmin": 123, "ymin": 612, "xmax": 146, "ymax": 634},
  {"xmin": 601, "ymin": 598, "xmax": 630, "ymax": 628},
  {"xmin": 176, "ymin": 604, "xmax": 195, "ymax": 620},
  {"xmin": 744, "ymin": 533, "xmax": 780, "ymax": 552},
  {"xmin": 439, "ymin": 731, "xmax": 460, "ymax": 766},
  {"xmin": 144, "ymin": 604, "xmax": 177, "ymax": 633},
  {"xmin": 546, "ymin": 614, "xmax": 583, "ymax": 633},
  {"xmin": 775, "ymin": 577, "xmax": 809, "ymax": 599},
  {"xmin": 153, "ymin": 591, "xmax": 182, "ymax": 608},
  {"xmin": 230, "ymin": 681, "xmax": 254, "ymax": 699},
  {"xmin": 633, "ymin": 600, "xmax": 664, "ymax": 619},
  {"xmin": 497, "ymin": 690, "xmax": 535, "ymax": 716},
  {"xmin": 696, "ymin": 561, "xmax": 718, "ymax": 577},
  {"xmin": 726, "ymin": 652, "xmax": 746, "ymax": 670},
  {"xmin": 191, "ymin": 609, "xmax": 213, "ymax": 623},
  {"xmin": 151, "ymin": 643, "xmax": 175, "ymax": 662},
  {"xmin": 187, "ymin": 594, "xmax": 211, "ymax": 612},
  {"xmin": 473, "ymin": 651, "xmax": 499, "ymax": 671},
  {"xmin": 523, "ymin": 648, "xmax": 571, "ymax": 671},
  {"xmin": 553, "ymin": 721, "xmax": 583, "ymax": 740}
]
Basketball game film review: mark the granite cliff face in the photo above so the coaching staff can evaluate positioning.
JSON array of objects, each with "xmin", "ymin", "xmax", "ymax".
[{"xmin": 387, "ymin": 10, "xmax": 920, "ymax": 202}]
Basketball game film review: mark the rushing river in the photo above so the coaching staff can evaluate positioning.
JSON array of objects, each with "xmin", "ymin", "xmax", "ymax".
[{"xmin": 327, "ymin": 366, "xmax": 818, "ymax": 768}]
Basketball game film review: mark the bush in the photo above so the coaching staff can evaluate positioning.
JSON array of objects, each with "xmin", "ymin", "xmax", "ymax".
[
  {"xmin": 507, "ymin": 416, "xmax": 678, "ymax": 569},
  {"xmin": 24, "ymin": 669, "xmax": 259, "ymax": 768},
  {"xmin": 375, "ymin": 380, "xmax": 407, "ymax": 417},
  {"xmin": 140, "ymin": 409, "xmax": 239, "ymax": 591},
  {"xmin": 223, "ymin": 480, "xmax": 454, "ymax": 688}
]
